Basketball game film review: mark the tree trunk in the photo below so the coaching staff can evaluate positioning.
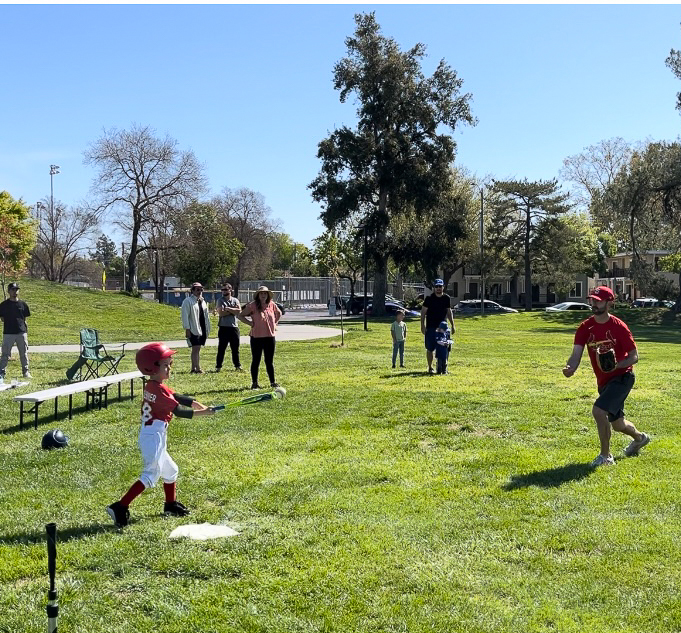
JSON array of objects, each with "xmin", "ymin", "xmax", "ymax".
[
  {"xmin": 373, "ymin": 263, "xmax": 388, "ymax": 316},
  {"xmin": 524, "ymin": 203, "xmax": 533, "ymax": 311},
  {"xmin": 371, "ymin": 190, "xmax": 389, "ymax": 317}
]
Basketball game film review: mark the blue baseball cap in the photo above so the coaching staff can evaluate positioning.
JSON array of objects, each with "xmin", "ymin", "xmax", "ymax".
[
  {"xmin": 434, "ymin": 279, "xmax": 444, "ymax": 287},
  {"xmin": 439, "ymin": 321, "xmax": 448, "ymax": 330}
]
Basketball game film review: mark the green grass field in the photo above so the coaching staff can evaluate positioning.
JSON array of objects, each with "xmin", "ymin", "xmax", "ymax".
[{"xmin": 1, "ymin": 280, "xmax": 680, "ymax": 632}]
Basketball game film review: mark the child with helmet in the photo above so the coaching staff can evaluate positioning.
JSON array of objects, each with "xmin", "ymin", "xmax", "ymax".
[
  {"xmin": 434, "ymin": 320, "xmax": 452, "ymax": 375},
  {"xmin": 107, "ymin": 342, "xmax": 215, "ymax": 528}
]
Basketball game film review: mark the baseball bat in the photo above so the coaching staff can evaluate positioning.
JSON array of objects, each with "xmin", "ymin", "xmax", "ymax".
[
  {"xmin": 46, "ymin": 522, "xmax": 59, "ymax": 633},
  {"xmin": 212, "ymin": 392, "xmax": 276, "ymax": 411}
]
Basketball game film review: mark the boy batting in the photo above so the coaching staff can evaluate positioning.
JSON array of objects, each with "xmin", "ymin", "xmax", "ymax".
[
  {"xmin": 107, "ymin": 342, "xmax": 215, "ymax": 527},
  {"xmin": 563, "ymin": 286, "xmax": 650, "ymax": 466}
]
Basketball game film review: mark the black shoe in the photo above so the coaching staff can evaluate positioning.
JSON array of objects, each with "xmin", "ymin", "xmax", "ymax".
[
  {"xmin": 164, "ymin": 500, "xmax": 190, "ymax": 517},
  {"xmin": 270, "ymin": 382, "xmax": 279, "ymax": 388},
  {"xmin": 251, "ymin": 383, "xmax": 261, "ymax": 390},
  {"xmin": 392, "ymin": 365, "xmax": 396, "ymax": 369},
  {"xmin": 107, "ymin": 502, "xmax": 130, "ymax": 527},
  {"xmin": 214, "ymin": 367, "xmax": 221, "ymax": 373},
  {"xmin": 400, "ymin": 365, "xmax": 405, "ymax": 368}
]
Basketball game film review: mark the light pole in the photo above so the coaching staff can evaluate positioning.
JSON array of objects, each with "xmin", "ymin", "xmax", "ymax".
[
  {"xmin": 49, "ymin": 165, "xmax": 60, "ymax": 220},
  {"xmin": 480, "ymin": 188, "xmax": 485, "ymax": 316}
]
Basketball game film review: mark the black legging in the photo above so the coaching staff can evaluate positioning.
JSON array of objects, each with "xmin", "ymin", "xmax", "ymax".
[{"xmin": 250, "ymin": 336, "xmax": 275, "ymax": 385}]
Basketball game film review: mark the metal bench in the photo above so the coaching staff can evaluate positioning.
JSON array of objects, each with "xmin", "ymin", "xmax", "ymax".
[{"xmin": 13, "ymin": 371, "xmax": 145, "ymax": 429}]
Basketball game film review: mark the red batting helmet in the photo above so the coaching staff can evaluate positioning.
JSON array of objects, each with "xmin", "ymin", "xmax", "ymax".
[{"xmin": 135, "ymin": 342, "xmax": 177, "ymax": 375}]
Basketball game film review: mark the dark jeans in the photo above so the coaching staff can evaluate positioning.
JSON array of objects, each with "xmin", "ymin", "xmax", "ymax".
[
  {"xmin": 216, "ymin": 326, "xmax": 241, "ymax": 369},
  {"xmin": 250, "ymin": 336, "xmax": 276, "ymax": 385}
]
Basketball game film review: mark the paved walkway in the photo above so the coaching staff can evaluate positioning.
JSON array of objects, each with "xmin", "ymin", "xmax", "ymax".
[{"xmin": 29, "ymin": 324, "xmax": 344, "ymax": 353}]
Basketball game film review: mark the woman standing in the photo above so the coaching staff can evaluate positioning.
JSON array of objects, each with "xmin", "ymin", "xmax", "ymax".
[{"xmin": 238, "ymin": 286, "xmax": 282, "ymax": 389}]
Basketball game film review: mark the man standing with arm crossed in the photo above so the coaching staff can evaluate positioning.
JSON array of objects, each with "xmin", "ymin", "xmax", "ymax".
[{"xmin": 215, "ymin": 283, "xmax": 242, "ymax": 372}]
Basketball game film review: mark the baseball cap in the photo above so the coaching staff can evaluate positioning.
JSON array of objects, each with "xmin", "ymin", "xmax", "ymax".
[
  {"xmin": 7, "ymin": 282, "xmax": 19, "ymax": 291},
  {"xmin": 588, "ymin": 286, "xmax": 615, "ymax": 302},
  {"xmin": 191, "ymin": 282, "xmax": 203, "ymax": 290},
  {"xmin": 434, "ymin": 279, "xmax": 444, "ymax": 287}
]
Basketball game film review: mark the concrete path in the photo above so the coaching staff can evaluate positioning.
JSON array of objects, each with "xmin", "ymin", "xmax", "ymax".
[{"xmin": 29, "ymin": 324, "xmax": 344, "ymax": 354}]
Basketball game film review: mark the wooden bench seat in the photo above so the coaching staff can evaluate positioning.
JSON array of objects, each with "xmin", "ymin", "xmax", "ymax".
[{"xmin": 13, "ymin": 371, "xmax": 145, "ymax": 429}]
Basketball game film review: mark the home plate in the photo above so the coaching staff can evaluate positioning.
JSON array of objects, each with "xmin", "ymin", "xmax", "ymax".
[{"xmin": 169, "ymin": 523, "xmax": 239, "ymax": 540}]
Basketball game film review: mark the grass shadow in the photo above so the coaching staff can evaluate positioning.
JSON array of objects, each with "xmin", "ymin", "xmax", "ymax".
[
  {"xmin": 0, "ymin": 522, "xmax": 122, "ymax": 546},
  {"xmin": 503, "ymin": 462, "xmax": 595, "ymax": 490},
  {"xmin": 381, "ymin": 370, "xmax": 437, "ymax": 379}
]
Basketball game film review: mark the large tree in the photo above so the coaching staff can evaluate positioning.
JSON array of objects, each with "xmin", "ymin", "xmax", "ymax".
[
  {"xmin": 313, "ymin": 229, "xmax": 364, "ymax": 299},
  {"xmin": 31, "ymin": 197, "xmax": 98, "ymax": 283},
  {"xmin": 666, "ymin": 44, "xmax": 681, "ymax": 113},
  {"xmin": 309, "ymin": 12, "xmax": 475, "ymax": 316},
  {"xmin": 602, "ymin": 141, "xmax": 681, "ymax": 308},
  {"xmin": 84, "ymin": 124, "xmax": 206, "ymax": 293},
  {"xmin": 532, "ymin": 213, "xmax": 602, "ymax": 297},
  {"xmin": 89, "ymin": 234, "xmax": 124, "ymax": 278},
  {"xmin": 0, "ymin": 192, "xmax": 36, "ymax": 296},
  {"xmin": 388, "ymin": 167, "xmax": 478, "ymax": 288},
  {"xmin": 213, "ymin": 187, "xmax": 278, "ymax": 292},
  {"xmin": 560, "ymin": 138, "xmax": 633, "ymax": 242},
  {"xmin": 488, "ymin": 179, "xmax": 571, "ymax": 311},
  {"xmin": 173, "ymin": 201, "xmax": 242, "ymax": 290}
]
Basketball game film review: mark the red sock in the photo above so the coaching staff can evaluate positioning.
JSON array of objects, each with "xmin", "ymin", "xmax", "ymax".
[
  {"xmin": 120, "ymin": 480, "xmax": 145, "ymax": 507},
  {"xmin": 163, "ymin": 481, "xmax": 176, "ymax": 503}
]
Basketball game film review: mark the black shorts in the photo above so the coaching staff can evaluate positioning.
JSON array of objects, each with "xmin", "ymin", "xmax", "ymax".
[
  {"xmin": 595, "ymin": 372, "xmax": 635, "ymax": 422},
  {"xmin": 188, "ymin": 332, "xmax": 207, "ymax": 347}
]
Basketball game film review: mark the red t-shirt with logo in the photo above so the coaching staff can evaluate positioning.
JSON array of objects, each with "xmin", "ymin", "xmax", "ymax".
[
  {"xmin": 140, "ymin": 380, "xmax": 178, "ymax": 425},
  {"xmin": 574, "ymin": 315, "xmax": 636, "ymax": 388}
]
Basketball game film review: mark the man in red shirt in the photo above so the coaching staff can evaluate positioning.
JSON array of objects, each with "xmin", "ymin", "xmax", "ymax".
[{"xmin": 563, "ymin": 286, "xmax": 650, "ymax": 466}]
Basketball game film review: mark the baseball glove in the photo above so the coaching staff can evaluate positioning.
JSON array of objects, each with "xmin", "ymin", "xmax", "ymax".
[{"xmin": 597, "ymin": 347, "xmax": 617, "ymax": 372}]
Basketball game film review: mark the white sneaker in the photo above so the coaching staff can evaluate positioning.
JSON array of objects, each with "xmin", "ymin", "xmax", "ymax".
[
  {"xmin": 591, "ymin": 454, "xmax": 615, "ymax": 466},
  {"xmin": 624, "ymin": 433, "xmax": 650, "ymax": 457},
  {"xmin": 23, "ymin": 371, "xmax": 32, "ymax": 379}
]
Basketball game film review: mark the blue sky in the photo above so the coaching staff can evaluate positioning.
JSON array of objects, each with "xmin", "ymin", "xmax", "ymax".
[{"xmin": 2, "ymin": 4, "xmax": 681, "ymax": 247}]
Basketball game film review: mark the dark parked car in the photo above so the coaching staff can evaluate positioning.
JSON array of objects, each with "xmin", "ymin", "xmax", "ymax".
[
  {"xmin": 452, "ymin": 300, "xmax": 518, "ymax": 314},
  {"xmin": 365, "ymin": 301, "xmax": 419, "ymax": 317}
]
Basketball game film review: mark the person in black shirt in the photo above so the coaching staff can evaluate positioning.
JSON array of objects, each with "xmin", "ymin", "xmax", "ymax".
[
  {"xmin": 420, "ymin": 279, "xmax": 455, "ymax": 374},
  {"xmin": 0, "ymin": 282, "xmax": 31, "ymax": 382}
]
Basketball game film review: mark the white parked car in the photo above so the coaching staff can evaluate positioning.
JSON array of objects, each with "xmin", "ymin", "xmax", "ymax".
[{"xmin": 545, "ymin": 302, "xmax": 591, "ymax": 312}]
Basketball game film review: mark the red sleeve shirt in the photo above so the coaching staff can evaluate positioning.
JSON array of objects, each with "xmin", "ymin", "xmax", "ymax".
[
  {"xmin": 141, "ymin": 380, "xmax": 179, "ymax": 425},
  {"xmin": 574, "ymin": 315, "xmax": 636, "ymax": 387}
]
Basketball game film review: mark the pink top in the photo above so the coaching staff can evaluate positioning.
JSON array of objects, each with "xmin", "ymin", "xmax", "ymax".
[{"xmin": 243, "ymin": 300, "xmax": 281, "ymax": 338}]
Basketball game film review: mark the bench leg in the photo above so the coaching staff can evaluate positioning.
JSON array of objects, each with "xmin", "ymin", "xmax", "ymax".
[
  {"xmin": 55, "ymin": 396, "xmax": 59, "ymax": 421},
  {"xmin": 35, "ymin": 402, "xmax": 39, "ymax": 430},
  {"xmin": 20, "ymin": 400, "xmax": 24, "ymax": 430},
  {"xmin": 118, "ymin": 381, "xmax": 122, "ymax": 400},
  {"xmin": 69, "ymin": 394, "xmax": 73, "ymax": 420}
]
